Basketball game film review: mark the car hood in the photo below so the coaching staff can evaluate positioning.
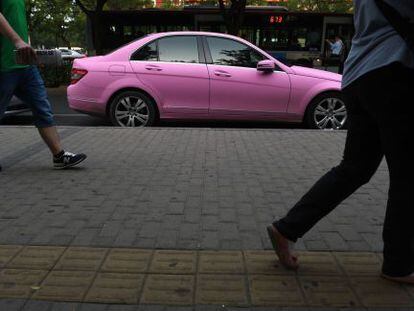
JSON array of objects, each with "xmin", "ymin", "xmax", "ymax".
[{"xmin": 290, "ymin": 66, "xmax": 342, "ymax": 82}]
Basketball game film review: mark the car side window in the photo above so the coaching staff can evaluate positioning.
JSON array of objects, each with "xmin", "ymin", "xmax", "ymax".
[
  {"xmin": 132, "ymin": 42, "xmax": 158, "ymax": 61},
  {"xmin": 206, "ymin": 37, "xmax": 266, "ymax": 68},
  {"xmin": 158, "ymin": 36, "xmax": 199, "ymax": 63}
]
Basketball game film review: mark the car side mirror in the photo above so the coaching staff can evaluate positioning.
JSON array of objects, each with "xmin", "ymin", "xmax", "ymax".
[{"xmin": 257, "ymin": 60, "xmax": 275, "ymax": 73}]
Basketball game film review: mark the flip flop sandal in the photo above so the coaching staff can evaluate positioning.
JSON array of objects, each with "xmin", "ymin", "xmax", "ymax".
[{"xmin": 266, "ymin": 225, "xmax": 298, "ymax": 270}]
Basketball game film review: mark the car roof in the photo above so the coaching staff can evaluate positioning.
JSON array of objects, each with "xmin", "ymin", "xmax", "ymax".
[{"xmin": 146, "ymin": 31, "xmax": 245, "ymax": 41}]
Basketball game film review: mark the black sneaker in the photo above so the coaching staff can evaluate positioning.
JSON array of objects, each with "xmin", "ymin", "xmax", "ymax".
[{"xmin": 53, "ymin": 151, "xmax": 87, "ymax": 169}]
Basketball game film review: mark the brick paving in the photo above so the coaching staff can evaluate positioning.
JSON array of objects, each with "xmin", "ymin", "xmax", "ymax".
[
  {"xmin": 0, "ymin": 127, "xmax": 388, "ymax": 252},
  {"xmin": 0, "ymin": 126, "xmax": 402, "ymax": 310},
  {"xmin": 0, "ymin": 245, "xmax": 413, "ymax": 309}
]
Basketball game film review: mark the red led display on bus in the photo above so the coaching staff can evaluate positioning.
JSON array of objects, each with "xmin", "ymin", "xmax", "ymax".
[{"xmin": 270, "ymin": 16, "xmax": 284, "ymax": 24}]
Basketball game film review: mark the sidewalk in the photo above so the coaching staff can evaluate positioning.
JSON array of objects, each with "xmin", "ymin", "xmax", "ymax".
[{"xmin": 0, "ymin": 126, "xmax": 409, "ymax": 310}]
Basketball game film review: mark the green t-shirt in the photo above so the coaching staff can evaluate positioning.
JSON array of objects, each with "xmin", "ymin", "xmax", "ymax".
[{"xmin": 0, "ymin": 0, "xmax": 29, "ymax": 72}]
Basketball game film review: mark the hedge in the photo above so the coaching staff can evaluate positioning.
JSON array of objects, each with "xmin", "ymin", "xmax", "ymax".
[{"xmin": 38, "ymin": 59, "xmax": 73, "ymax": 88}]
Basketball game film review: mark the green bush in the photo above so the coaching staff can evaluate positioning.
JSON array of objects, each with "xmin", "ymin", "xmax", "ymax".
[{"xmin": 38, "ymin": 60, "xmax": 73, "ymax": 88}]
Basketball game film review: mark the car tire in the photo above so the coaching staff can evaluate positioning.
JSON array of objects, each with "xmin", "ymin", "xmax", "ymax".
[
  {"xmin": 306, "ymin": 92, "xmax": 348, "ymax": 130},
  {"xmin": 109, "ymin": 91, "xmax": 157, "ymax": 127}
]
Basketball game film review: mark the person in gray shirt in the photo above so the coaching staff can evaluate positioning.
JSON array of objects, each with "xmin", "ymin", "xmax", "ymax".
[{"xmin": 267, "ymin": 0, "xmax": 414, "ymax": 284}]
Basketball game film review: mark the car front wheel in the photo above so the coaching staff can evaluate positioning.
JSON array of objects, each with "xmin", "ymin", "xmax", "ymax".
[
  {"xmin": 306, "ymin": 93, "xmax": 347, "ymax": 130},
  {"xmin": 109, "ymin": 91, "xmax": 156, "ymax": 127}
]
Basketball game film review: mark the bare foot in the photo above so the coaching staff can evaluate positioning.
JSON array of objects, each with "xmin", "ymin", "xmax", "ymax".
[
  {"xmin": 381, "ymin": 272, "xmax": 414, "ymax": 284},
  {"xmin": 266, "ymin": 225, "xmax": 299, "ymax": 270}
]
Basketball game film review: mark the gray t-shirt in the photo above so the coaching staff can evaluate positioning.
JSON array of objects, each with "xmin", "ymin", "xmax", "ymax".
[{"xmin": 342, "ymin": 0, "xmax": 414, "ymax": 89}]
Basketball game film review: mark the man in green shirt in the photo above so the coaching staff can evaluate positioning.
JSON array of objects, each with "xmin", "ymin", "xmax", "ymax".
[{"xmin": 0, "ymin": 0, "xmax": 86, "ymax": 171}]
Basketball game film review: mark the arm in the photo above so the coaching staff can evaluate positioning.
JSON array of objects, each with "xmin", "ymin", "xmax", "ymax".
[
  {"xmin": 0, "ymin": 12, "xmax": 36, "ymax": 63},
  {"xmin": 0, "ymin": 12, "xmax": 24, "ymax": 47}
]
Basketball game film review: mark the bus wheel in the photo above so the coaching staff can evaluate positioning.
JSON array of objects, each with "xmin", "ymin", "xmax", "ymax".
[
  {"xmin": 306, "ymin": 92, "xmax": 348, "ymax": 130},
  {"xmin": 109, "ymin": 91, "xmax": 156, "ymax": 127}
]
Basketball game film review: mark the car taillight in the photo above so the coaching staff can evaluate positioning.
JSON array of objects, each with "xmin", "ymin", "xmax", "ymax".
[{"xmin": 71, "ymin": 68, "xmax": 88, "ymax": 84}]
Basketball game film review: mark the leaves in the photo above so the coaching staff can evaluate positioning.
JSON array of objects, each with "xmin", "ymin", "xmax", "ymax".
[
  {"xmin": 285, "ymin": 0, "xmax": 353, "ymax": 13},
  {"xmin": 25, "ymin": 0, "xmax": 85, "ymax": 48}
]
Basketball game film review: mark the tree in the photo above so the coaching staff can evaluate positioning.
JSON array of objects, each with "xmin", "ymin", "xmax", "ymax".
[
  {"xmin": 218, "ymin": 0, "xmax": 247, "ymax": 35},
  {"xmin": 25, "ymin": 0, "xmax": 85, "ymax": 48},
  {"xmin": 285, "ymin": 0, "xmax": 353, "ymax": 13},
  {"xmin": 74, "ymin": 0, "xmax": 153, "ymax": 54},
  {"xmin": 106, "ymin": 0, "xmax": 153, "ymax": 10},
  {"xmin": 247, "ymin": 0, "xmax": 267, "ymax": 6},
  {"xmin": 162, "ymin": 0, "xmax": 180, "ymax": 9},
  {"xmin": 74, "ymin": 0, "xmax": 109, "ymax": 54}
]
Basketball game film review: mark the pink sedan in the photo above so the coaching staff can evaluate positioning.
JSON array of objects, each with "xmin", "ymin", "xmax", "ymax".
[{"xmin": 68, "ymin": 31, "xmax": 346, "ymax": 129}]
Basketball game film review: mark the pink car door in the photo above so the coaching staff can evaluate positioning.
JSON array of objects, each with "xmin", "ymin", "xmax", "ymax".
[
  {"xmin": 204, "ymin": 36, "xmax": 290, "ymax": 116},
  {"xmin": 130, "ymin": 35, "xmax": 209, "ymax": 116}
]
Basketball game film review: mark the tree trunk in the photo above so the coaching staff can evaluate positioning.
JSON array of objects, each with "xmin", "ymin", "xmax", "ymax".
[
  {"xmin": 218, "ymin": 0, "xmax": 247, "ymax": 36},
  {"xmin": 75, "ymin": 0, "xmax": 108, "ymax": 55},
  {"xmin": 89, "ymin": 12, "xmax": 104, "ymax": 55}
]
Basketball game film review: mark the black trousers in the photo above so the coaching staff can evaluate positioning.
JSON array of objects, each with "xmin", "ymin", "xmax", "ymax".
[
  {"xmin": 338, "ymin": 60, "xmax": 345, "ymax": 75},
  {"xmin": 274, "ymin": 63, "xmax": 414, "ymax": 277}
]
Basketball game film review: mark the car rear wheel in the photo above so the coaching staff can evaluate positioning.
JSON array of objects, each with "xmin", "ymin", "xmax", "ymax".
[
  {"xmin": 306, "ymin": 92, "xmax": 347, "ymax": 130},
  {"xmin": 109, "ymin": 91, "xmax": 156, "ymax": 127}
]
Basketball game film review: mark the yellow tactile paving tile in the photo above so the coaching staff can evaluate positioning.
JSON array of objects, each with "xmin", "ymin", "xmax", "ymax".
[
  {"xmin": 249, "ymin": 275, "xmax": 306, "ymax": 306},
  {"xmin": 140, "ymin": 274, "xmax": 194, "ymax": 305},
  {"xmin": 0, "ymin": 245, "xmax": 414, "ymax": 308},
  {"xmin": 0, "ymin": 245, "xmax": 23, "ymax": 268},
  {"xmin": 54, "ymin": 247, "xmax": 108, "ymax": 271},
  {"xmin": 334, "ymin": 252, "xmax": 383, "ymax": 276},
  {"xmin": 407, "ymin": 286, "xmax": 414, "ymax": 299},
  {"xmin": 199, "ymin": 251, "xmax": 244, "ymax": 274},
  {"xmin": 349, "ymin": 276, "xmax": 414, "ymax": 308},
  {"xmin": 196, "ymin": 274, "xmax": 248, "ymax": 306},
  {"xmin": 300, "ymin": 276, "xmax": 359, "ymax": 307},
  {"xmin": 85, "ymin": 272, "xmax": 144, "ymax": 304},
  {"xmin": 101, "ymin": 249, "xmax": 152, "ymax": 273},
  {"xmin": 296, "ymin": 251, "xmax": 343, "ymax": 276},
  {"xmin": 7, "ymin": 246, "xmax": 65, "ymax": 270},
  {"xmin": 0, "ymin": 269, "xmax": 48, "ymax": 299},
  {"xmin": 149, "ymin": 250, "xmax": 196, "ymax": 274},
  {"xmin": 32, "ymin": 270, "xmax": 96, "ymax": 301},
  {"xmin": 244, "ymin": 250, "xmax": 295, "ymax": 275}
]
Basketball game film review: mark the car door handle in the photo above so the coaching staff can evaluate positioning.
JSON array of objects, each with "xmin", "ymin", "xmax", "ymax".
[
  {"xmin": 145, "ymin": 65, "xmax": 162, "ymax": 71},
  {"xmin": 214, "ymin": 70, "xmax": 231, "ymax": 77}
]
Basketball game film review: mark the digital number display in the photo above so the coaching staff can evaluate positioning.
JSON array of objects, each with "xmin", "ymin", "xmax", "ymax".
[{"xmin": 269, "ymin": 16, "xmax": 284, "ymax": 24}]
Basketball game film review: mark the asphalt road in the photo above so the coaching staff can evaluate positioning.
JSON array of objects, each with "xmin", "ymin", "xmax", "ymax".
[{"xmin": 1, "ymin": 85, "xmax": 306, "ymax": 129}]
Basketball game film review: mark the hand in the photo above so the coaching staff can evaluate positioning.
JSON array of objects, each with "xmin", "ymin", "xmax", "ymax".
[{"xmin": 14, "ymin": 40, "xmax": 37, "ymax": 65}]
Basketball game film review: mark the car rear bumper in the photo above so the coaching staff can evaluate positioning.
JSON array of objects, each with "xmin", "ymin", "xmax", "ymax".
[{"xmin": 67, "ymin": 96, "xmax": 106, "ymax": 117}]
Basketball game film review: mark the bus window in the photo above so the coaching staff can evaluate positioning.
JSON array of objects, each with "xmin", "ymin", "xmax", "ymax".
[
  {"xmin": 260, "ymin": 28, "xmax": 290, "ymax": 51},
  {"xmin": 239, "ymin": 28, "xmax": 256, "ymax": 44},
  {"xmin": 306, "ymin": 27, "xmax": 322, "ymax": 50},
  {"xmin": 291, "ymin": 28, "xmax": 307, "ymax": 50}
]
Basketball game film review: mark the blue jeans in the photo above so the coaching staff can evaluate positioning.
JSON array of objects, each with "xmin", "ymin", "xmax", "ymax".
[{"xmin": 0, "ymin": 66, "xmax": 55, "ymax": 128}]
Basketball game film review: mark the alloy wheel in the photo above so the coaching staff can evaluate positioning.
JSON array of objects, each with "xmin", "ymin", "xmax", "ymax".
[
  {"xmin": 114, "ymin": 96, "xmax": 150, "ymax": 127},
  {"xmin": 313, "ymin": 97, "xmax": 347, "ymax": 130}
]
